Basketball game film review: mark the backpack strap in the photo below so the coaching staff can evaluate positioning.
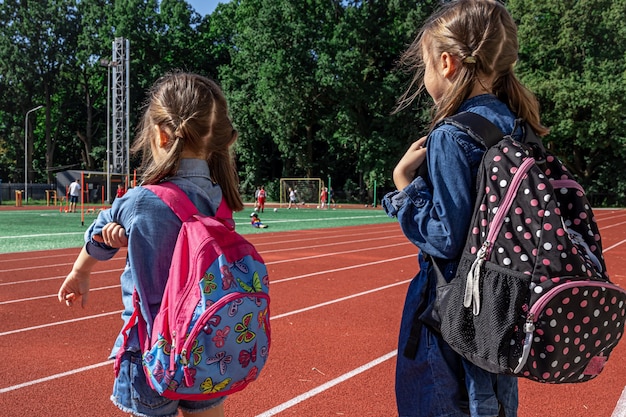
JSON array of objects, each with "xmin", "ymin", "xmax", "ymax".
[
  {"xmin": 443, "ymin": 111, "xmax": 505, "ymax": 149},
  {"xmin": 114, "ymin": 290, "xmax": 144, "ymax": 376},
  {"xmin": 406, "ymin": 112, "xmax": 505, "ymax": 357},
  {"xmin": 112, "ymin": 182, "xmax": 235, "ymax": 376},
  {"xmin": 402, "ymin": 254, "xmax": 449, "ymax": 359},
  {"xmin": 416, "ymin": 112, "xmax": 505, "ymax": 187},
  {"xmin": 144, "ymin": 182, "xmax": 234, "ymax": 229}
]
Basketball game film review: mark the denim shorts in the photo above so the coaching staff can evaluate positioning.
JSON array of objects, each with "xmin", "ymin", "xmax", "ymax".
[{"xmin": 111, "ymin": 351, "xmax": 225, "ymax": 417}]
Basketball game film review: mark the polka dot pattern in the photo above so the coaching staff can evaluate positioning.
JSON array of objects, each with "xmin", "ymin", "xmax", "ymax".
[
  {"xmin": 468, "ymin": 140, "xmax": 608, "ymax": 297},
  {"xmin": 456, "ymin": 137, "xmax": 626, "ymax": 383},
  {"xmin": 521, "ymin": 283, "xmax": 626, "ymax": 383}
]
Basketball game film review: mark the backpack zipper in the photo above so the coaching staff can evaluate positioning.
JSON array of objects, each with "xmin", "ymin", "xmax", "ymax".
[
  {"xmin": 179, "ymin": 291, "xmax": 270, "ymax": 386},
  {"xmin": 465, "ymin": 155, "xmax": 536, "ymax": 315},
  {"xmin": 513, "ymin": 280, "xmax": 626, "ymax": 373}
]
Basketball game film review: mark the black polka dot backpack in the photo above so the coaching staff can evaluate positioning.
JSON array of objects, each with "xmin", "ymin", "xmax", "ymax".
[{"xmin": 434, "ymin": 112, "xmax": 626, "ymax": 384}]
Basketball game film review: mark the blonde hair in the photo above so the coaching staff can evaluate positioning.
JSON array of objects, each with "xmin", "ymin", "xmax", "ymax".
[
  {"xmin": 132, "ymin": 72, "xmax": 244, "ymax": 211},
  {"xmin": 397, "ymin": 0, "xmax": 549, "ymax": 136}
]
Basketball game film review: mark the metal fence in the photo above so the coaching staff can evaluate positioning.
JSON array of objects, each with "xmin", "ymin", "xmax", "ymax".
[{"xmin": 0, "ymin": 182, "xmax": 58, "ymax": 204}]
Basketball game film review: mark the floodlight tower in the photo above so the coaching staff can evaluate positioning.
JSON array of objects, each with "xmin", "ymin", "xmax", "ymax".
[{"xmin": 111, "ymin": 37, "xmax": 130, "ymax": 181}]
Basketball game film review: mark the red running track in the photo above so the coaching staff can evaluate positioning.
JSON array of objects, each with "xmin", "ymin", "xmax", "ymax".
[{"xmin": 1, "ymin": 213, "xmax": 626, "ymax": 417}]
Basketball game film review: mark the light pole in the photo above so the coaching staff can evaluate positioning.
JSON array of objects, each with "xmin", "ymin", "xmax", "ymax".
[
  {"xmin": 24, "ymin": 105, "xmax": 44, "ymax": 203},
  {"xmin": 100, "ymin": 58, "xmax": 117, "ymax": 203}
]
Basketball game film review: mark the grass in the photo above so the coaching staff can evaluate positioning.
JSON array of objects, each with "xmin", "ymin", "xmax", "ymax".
[
  {"xmin": 3, "ymin": 199, "xmax": 62, "ymax": 206},
  {"xmin": 0, "ymin": 205, "xmax": 396, "ymax": 254}
]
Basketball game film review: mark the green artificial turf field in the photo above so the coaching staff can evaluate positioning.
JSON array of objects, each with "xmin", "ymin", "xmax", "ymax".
[{"xmin": 0, "ymin": 206, "xmax": 396, "ymax": 254}]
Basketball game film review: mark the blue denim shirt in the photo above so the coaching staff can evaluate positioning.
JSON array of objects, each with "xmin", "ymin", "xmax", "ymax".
[
  {"xmin": 383, "ymin": 94, "xmax": 523, "ymax": 265},
  {"xmin": 385, "ymin": 95, "xmax": 523, "ymax": 416},
  {"xmin": 84, "ymin": 159, "xmax": 223, "ymax": 357}
]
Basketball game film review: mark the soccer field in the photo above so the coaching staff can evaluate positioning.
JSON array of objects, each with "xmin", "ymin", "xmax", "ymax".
[{"xmin": 0, "ymin": 206, "xmax": 396, "ymax": 253}]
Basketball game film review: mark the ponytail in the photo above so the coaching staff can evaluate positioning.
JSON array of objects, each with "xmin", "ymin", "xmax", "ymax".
[
  {"xmin": 495, "ymin": 71, "xmax": 549, "ymax": 137},
  {"xmin": 397, "ymin": 0, "xmax": 549, "ymax": 137},
  {"xmin": 208, "ymin": 144, "xmax": 244, "ymax": 212},
  {"xmin": 131, "ymin": 72, "xmax": 244, "ymax": 212}
]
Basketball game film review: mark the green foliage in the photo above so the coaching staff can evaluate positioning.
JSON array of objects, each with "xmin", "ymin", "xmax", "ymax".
[
  {"xmin": 509, "ymin": 0, "xmax": 626, "ymax": 205},
  {"xmin": 221, "ymin": 0, "xmax": 430, "ymax": 195},
  {"xmin": 0, "ymin": 0, "xmax": 624, "ymax": 206}
]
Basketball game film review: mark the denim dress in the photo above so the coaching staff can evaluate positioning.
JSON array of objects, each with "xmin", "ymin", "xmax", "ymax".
[
  {"xmin": 84, "ymin": 159, "xmax": 225, "ymax": 416},
  {"xmin": 382, "ymin": 95, "xmax": 521, "ymax": 417}
]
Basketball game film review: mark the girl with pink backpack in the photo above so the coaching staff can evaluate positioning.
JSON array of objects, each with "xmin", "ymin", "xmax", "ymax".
[{"xmin": 58, "ymin": 72, "xmax": 250, "ymax": 417}]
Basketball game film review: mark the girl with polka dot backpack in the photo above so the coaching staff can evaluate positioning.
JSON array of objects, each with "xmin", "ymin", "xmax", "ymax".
[{"xmin": 430, "ymin": 111, "xmax": 626, "ymax": 384}]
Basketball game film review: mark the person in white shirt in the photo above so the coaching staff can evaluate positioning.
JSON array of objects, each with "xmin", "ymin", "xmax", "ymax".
[{"xmin": 68, "ymin": 179, "xmax": 81, "ymax": 212}]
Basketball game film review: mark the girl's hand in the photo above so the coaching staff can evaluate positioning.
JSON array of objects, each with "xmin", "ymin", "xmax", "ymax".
[
  {"xmin": 93, "ymin": 222, "xmax": 128, "ymax": 248},
  {"xmin": 393, "ymin": 136, "xmax": 428, "ymax": 190},
  {"xmin": 59, "ymin": 242, "xmax": 99, "ymax": 308},
  {"xmin": 58, "ymin": 269, "xmax": 91, "ymax": 308}
]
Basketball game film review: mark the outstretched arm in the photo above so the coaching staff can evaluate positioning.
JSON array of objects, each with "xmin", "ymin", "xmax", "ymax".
[
  {"xmin": 58, "ymin": 222, "xmax": 128, "ymax": 308},
  {"xmin": 58, "ymin": 246, "xmax": 98, "ymax": 308}
]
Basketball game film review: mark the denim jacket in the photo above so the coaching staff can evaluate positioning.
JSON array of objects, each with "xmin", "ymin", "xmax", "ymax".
[
  {"xmin": 383, "ymin": 94, "xmax": 523, "ymax": 277},
  {"xmin": 83, "ymin": 159, "xmax": 223, "ymax": 357},
  {"xmin": 382, "ymin": 94, "xmax": 523, "ymax": 286},
  {"xmin": 384, "ymin": 95, "xmax": 524, "ymax": 416}
]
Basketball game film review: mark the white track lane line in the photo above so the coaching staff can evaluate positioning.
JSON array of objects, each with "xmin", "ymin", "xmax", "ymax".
[
  {"xmin": 255, "ymin": 350, "xmax": 398, "ymax": 417},
  {"xmin": 0, "ymin": 284, "xmax": 121, "ymax": 306},
  {"xmin": 0, "ymin": 309, "xmax": 123, "ymax": 337},
  {"xmin": 1, "ymin": 278, "xmax": 412, "ymax": 336},
  {"xmin": 259, "ymin": 234, "xmax": 401, "ymax": 254},
  {"xmin": 1, "ymin": 243, "xmax": 406, "ymax": 286},
  {"xmin": 271, "ymin": 279, "xmax": 410, "ymax": 319},
  {"xmin": 0, "ymin": 268, "xmax": 125, "ymax": 287},
  {"xmin": 0, "ymin": 361, "xmax": 114, "ymax": 394},
  {"xmin": 605, "ymin": 239, "xmax": 626, "ymax": 252},
  {"xmin": 601, "ymin": 220, "xmax": 626, "ymax": 230},
  {"xmin": 0, "ymin": 248, "xmax": 414, "ymax": 295},
  {"xmin": 0, "ymin": 279, "xmax": 409, "ymax": 394},
  {"xmin": 0, "ymin": 234, "xmax": 407, "ymax": 277},
  {"xmin": 612, "ymin": 386, "xmax": 626, "ymax": 417}
]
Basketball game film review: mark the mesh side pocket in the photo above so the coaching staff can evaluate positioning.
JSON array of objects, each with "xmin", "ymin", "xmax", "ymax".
[{"xmin": 438, "ymin": 256, "xmax": 530, "ymax": 374}]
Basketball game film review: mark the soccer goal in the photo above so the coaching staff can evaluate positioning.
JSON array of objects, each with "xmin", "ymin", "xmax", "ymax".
[{"xmin": 279, "ymin": 178, "xmax": 323, "ymax": 207}]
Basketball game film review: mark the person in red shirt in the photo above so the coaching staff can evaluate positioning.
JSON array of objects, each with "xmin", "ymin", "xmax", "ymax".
[
  {"xmin": 116, "ymin": 184, "xmax": 126, "ymax": 199},
  {"xmin": 320, "ymin": 187, "xmax": 328, "ymax": 209},
  {"xmin": 257, "ymin": 185, "xmax": 267, "ymax": 212}
]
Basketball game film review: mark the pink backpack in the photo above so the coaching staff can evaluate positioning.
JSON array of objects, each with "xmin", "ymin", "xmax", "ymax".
[{"xmin": 114, "ymin": 182, "xmax": 270, "ymax": 400}]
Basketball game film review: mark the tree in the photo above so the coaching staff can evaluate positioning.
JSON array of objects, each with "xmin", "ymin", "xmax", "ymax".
[
  {"xmin": 319, "ymin": 0, "xmax": 438, "ymax": 199},
  {"xmin": 0, "ymin": 0, "xmax": 623, "ymax": 207},
  {"xmin": 0, "ymin": 0, "xmax": 79, "ymax": 183},
  {"xmin": 157, "ymin": 0, "xmax": 203, "ymax": 72},
  {"xmin": 509, "ymin": 0, "xmax": 626, "ymax": 205},
  {"xmin": 72, "ymin": 0, "xmax": 116, "ymax": 176},
  {"xmin": 218, "ymin": 0, "xmax": 435, "ymax": 200}
]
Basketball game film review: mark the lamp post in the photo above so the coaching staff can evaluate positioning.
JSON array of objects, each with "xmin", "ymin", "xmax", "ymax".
[
  {"xmin": 24, "ymin": 105, "xmax": 44, "ymax": 203},
  {"xmin": 100, "ymin": 58, "xmax": 117, "ymax": 203}
]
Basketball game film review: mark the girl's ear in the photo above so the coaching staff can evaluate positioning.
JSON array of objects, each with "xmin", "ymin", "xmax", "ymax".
[
  {"xmin": 154, "ymin": 125, "xmax": 169, "ymax": 148},
  {"xmin": 440, "ymin": 52, "xmax": 458, "ymax": 79}
]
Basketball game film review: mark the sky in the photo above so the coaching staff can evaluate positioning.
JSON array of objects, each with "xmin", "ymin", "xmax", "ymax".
[{"xmin": 185, "ymin": 0, "xmax": 226, "ymax": 16}]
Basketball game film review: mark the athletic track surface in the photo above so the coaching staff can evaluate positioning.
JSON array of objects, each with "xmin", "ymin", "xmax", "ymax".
[{"xmin": 2, "ymin": 211, "xmax": 626, "ymax": 417}]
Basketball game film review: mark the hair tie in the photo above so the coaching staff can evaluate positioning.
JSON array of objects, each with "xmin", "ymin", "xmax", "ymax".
[{"xmin": 463, "ymin": 56, "xmax": 477, "ymax": 64}]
